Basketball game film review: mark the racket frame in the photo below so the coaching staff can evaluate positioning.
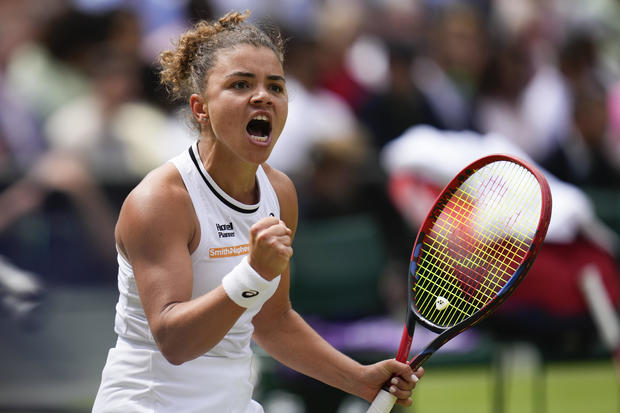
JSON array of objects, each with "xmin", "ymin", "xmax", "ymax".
[{"xmin": 397, "ymin": 154, "xmax": 552, "ymax": 366}]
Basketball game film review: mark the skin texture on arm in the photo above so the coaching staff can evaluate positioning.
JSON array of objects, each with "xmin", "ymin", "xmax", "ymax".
[
  {"xmin": 252, "ymin": 165, "xmax": 422, "ymax": 406},
  {"xmin": 115, "ymin": 162, "xmax": 247, "ymax": 365}
]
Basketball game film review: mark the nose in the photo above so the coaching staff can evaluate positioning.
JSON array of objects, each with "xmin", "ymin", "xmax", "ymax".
[{"xmin": 250, "ymin": 87, "xmax": 272, "ymax": 105}]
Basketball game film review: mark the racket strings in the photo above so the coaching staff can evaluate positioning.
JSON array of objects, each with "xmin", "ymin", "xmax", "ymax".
[
  {"xmin": 413, "ymin": 161, "xmax": 543, "ymax": 328},
  {"xmin": 418, "ymin": 174, "xmax": 536, "ymax": 322},
  {"xmin": 417, "ymin": 164, "xmax": 539, "ymax": 324},
  {"xmin": 420, "ymin": 179, "xmax": 532, "ymax": 305}
]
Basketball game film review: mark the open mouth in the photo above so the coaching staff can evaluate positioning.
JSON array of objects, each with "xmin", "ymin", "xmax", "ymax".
[{"xmin": 246, "ymin": 115, "xmax": 272, "ymax": 143}]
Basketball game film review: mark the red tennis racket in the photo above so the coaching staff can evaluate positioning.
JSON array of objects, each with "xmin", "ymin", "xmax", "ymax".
[{"xmin": 367, "ymin": 154, "xmax": 552, "ymax": 412}]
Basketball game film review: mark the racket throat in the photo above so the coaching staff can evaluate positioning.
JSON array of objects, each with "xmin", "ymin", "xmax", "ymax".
[
  {"xmin": 396, "ymin": 313, "xmax": 416, "ymax": 362},
  {"xmin": 409, "ymin": 325, "xmax": 463, "ymax": 369}
]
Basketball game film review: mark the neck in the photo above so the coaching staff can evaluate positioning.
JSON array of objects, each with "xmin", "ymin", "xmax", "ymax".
[{"xmin": 197, "ymin": 139, "xmax": 259, "ymax": 204}]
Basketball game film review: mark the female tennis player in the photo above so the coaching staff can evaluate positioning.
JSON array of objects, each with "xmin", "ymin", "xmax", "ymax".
[{"xmin": 92, "ymin": 11, "xmax": 422, "ymax": 412}]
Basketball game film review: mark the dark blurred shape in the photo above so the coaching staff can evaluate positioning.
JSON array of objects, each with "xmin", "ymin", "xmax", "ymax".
[
  {"xmin": 41, "ymin": 8, "xmax": 111, "ymax": 71},
  {"xmin": 359, "ymin": 41, "xmax": 441, "ymax": 149},
  {"xmin": 187, "ymin": 0, "xmax": 215, "ymax": 24}
]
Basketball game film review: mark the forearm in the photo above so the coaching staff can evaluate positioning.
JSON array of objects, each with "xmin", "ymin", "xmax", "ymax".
[
  {"xmin": 152, "ymin": 256, "xmax": 278, "ymax": 364},
  {"xmin": 152, "ymin": 286, "xmax": 246, "ymax": 365},
  {"xmin": 253, "ymin": 309, "xmax": 365, "ymax": 397}
]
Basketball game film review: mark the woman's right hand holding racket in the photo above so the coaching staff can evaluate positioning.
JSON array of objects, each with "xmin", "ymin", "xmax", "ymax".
[
  {"xmin": 361, "ymin": 361, "xmax": 424, "ymax": 409},
  {"xmin": 248, "ymin": 217, "xmax": 293, "ymax": 280}
]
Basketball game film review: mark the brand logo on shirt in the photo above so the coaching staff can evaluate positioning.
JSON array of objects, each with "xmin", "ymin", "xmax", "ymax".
[
  {"xmin": 209, "ymin": 244, "xmax": 249, "ymax": 259},
  {"xmin": 242, "ymin": 290, "xmax": 259, "ymax": 298},
  {"xmin": 215, "ymin": 222, "xmax": 235, "ymax": 238}
]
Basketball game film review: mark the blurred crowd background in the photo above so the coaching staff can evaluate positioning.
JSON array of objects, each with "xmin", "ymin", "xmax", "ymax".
[
  {"xmin": 1, "ymin": 0, "xmax": 619, "ymax": 284},
  {"xmin": 1, "ymin": 0, "xmax": 620, "ymax": 411}
]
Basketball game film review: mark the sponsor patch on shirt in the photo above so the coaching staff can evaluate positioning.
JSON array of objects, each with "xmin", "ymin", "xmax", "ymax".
[{"xmin": 209, "ymin": 244, "xmax": 249, "ymax": 259}]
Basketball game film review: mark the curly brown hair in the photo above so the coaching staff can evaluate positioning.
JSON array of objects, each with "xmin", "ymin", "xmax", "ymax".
[{"xmin": 159, "ymin": 10, "xmax": 285, "ymax": 104}]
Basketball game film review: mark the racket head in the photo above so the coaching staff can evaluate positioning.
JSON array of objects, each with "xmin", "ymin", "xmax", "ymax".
[{"xmin": 407, "ymin": 154, "xmax": 552, "ymax": 334}]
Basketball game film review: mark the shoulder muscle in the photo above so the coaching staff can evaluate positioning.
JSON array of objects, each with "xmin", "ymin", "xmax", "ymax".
[{"xmin": 116, "ymin": 163, "xmax": 196, "ymax": 261}]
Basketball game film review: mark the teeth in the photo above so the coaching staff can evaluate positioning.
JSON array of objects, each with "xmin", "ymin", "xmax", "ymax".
[
  {"xmin": 250, "ymin": 135, "xmax": 268, "ymax": 142},
  {"xmin": 252, "ymin": 115, "xmax": 269, "ymax": 121}
]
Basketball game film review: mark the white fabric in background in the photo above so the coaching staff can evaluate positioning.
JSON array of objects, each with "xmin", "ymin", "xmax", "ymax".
[{"xmin": 380, "ymin": 125, "xmax": 618, "ymax": 251}]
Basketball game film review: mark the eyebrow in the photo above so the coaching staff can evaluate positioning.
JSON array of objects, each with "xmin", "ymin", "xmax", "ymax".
[{"xmin": 227, "ymin": 71, "xmax": 286, "ymax": 83}]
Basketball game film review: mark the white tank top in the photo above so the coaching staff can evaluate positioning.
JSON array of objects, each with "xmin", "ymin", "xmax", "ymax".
[{"xmin": 113, "ymin": 141, "xmax": 281, "ymax": 359}]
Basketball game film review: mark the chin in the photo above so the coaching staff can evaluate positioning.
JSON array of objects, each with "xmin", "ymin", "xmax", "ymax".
[{"xmin": 246, "ymin": 150, "xmax": 272, "ymax": 166}]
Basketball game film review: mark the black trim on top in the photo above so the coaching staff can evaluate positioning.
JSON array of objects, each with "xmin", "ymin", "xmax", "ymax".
[{"xmin": 188, "ymin": 147, "xmax": 259, "ymax": 214}]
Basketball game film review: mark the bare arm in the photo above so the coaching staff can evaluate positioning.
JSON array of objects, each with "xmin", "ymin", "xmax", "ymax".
[
  {"xmin": 253, "ymin": 165, "xmax": 422, "ymax": 405},
  {"xmin": 253, "ymin": 264, "xmax": 420, "ymax": 405},
  {"xmin": 117, "ymin": 163, "xmax": 246, "ymax": 365}
]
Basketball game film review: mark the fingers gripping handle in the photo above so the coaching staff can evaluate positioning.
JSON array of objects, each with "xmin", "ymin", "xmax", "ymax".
[{"xmin": 366, "ymin": 389, "xmax": 397, "ymax": 413}]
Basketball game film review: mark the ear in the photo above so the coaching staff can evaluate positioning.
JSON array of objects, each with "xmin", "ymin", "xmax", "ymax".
[{"xmin": 190, "ymin": 93, "xmax": 209, "ymax": 124}]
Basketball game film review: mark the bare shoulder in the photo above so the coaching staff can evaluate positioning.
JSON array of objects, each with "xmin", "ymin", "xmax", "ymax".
[
  {"xmin": 123, "ymin": 163, "xmax": 191, "ymax": 215},
  {"xmin": 262, "ymin": 163, "xmax": 298, "ymax": 234},
  {"xmin": 116, "ymin": 162, "xmax": 196, "ymax": 256}
]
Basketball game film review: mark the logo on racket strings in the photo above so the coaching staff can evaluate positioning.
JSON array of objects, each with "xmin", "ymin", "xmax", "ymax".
[
  {"xmin": 242, "ymin": 290, "xmax": 259, "ymax": 298},
  {"xmin": 435, "ymin": 296, "xmax": 450, "ymax": 311}
]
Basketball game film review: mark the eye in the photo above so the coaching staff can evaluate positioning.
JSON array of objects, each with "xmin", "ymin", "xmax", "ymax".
[
  {"xmin": 231, "ymin": 80, "xmax": 249, "ymax": 90},
  {"xmin": 269, "ymin": 83, "xmax": 284, "ymax": 93}
]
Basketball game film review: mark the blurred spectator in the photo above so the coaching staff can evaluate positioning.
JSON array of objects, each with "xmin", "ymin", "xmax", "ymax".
[
  {"xmin": 359, "ymin": 41, "xmax": 440, "ymax": 150},
  {"xmin": 481, "ymin": 0, "xmax": 620, "ymax": 187},
  {"xmin": 295, "ymin": 134, "xmax": 413, "ymax": 260},
  {"xmin": 0, "ymin": 76, "xmax": 47, "ymax": 178},
  {"xmin": 475, "ymin": 31, "xmax": 572, "ymax": 167},
  {"xmin": 314, "ymin": 0, "xmax": 369, "ymax": 113},
  {"xmin": 0, "ymin": 152, "xmax": 119, "ymax": 261},
  {"xmin": 186, "ymin": 0, "xmax": 216, "ymax": 24},
  {"xmin": 37, "ymin": 5, "xmax": 192, "ymax": 182},
  {"xmin": 34, "ymin": 25, "xmax": 192, "ymax": 270},
  {"xmin": 0, "ymin": 0, "xmax": 52, "ymax": 322},
  {"xmin": 4, "ymin": 5, "xmax": 102, "ymax": 122},
  {"xmin": 544, "ymin": 30, "xmax": 620, "ymax": 187},
  {"xmin": 0, "ymin": 0, "xmax": 55, "ymax": 177},
  {"xmin": 43, "ymin": 47, "xmax": 177, "ymax": 182},
  {"xmin": 412, "ymin": 3, "xmax": 489, "ymax": 131},
  {"xmin": 267, "ymin": 29, "xmax": 364, "ymax": 182},
  {"xmin": 209, "ymin": 0, "xmax": 319, "ymax": 33},
  {"xmin": 296, "ymin": 138, "xmax": 371, "ymax": 220},
  {"xmin": 0, "ymin": 3, "xmax": 190, "ymax": 287}
]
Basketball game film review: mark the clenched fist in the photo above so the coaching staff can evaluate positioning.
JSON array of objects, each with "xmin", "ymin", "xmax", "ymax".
[{"xmin": 247, "ymin": 217, "xmax": 293, "ymax": 280}]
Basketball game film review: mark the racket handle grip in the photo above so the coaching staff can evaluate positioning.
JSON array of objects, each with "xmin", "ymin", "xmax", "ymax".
[{"xmin": 366, "ymin": 388, "xmax": 397, "ymax": 413}]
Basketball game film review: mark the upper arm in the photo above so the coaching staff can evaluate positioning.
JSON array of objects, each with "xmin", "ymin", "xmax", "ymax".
[
  {"xmin": 116, "ymin": 164, "xmax": 197, "ymax": 332},
  {"xmin": 252, "ymin": 164, "xmax": 299, "ymax": 333}
]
